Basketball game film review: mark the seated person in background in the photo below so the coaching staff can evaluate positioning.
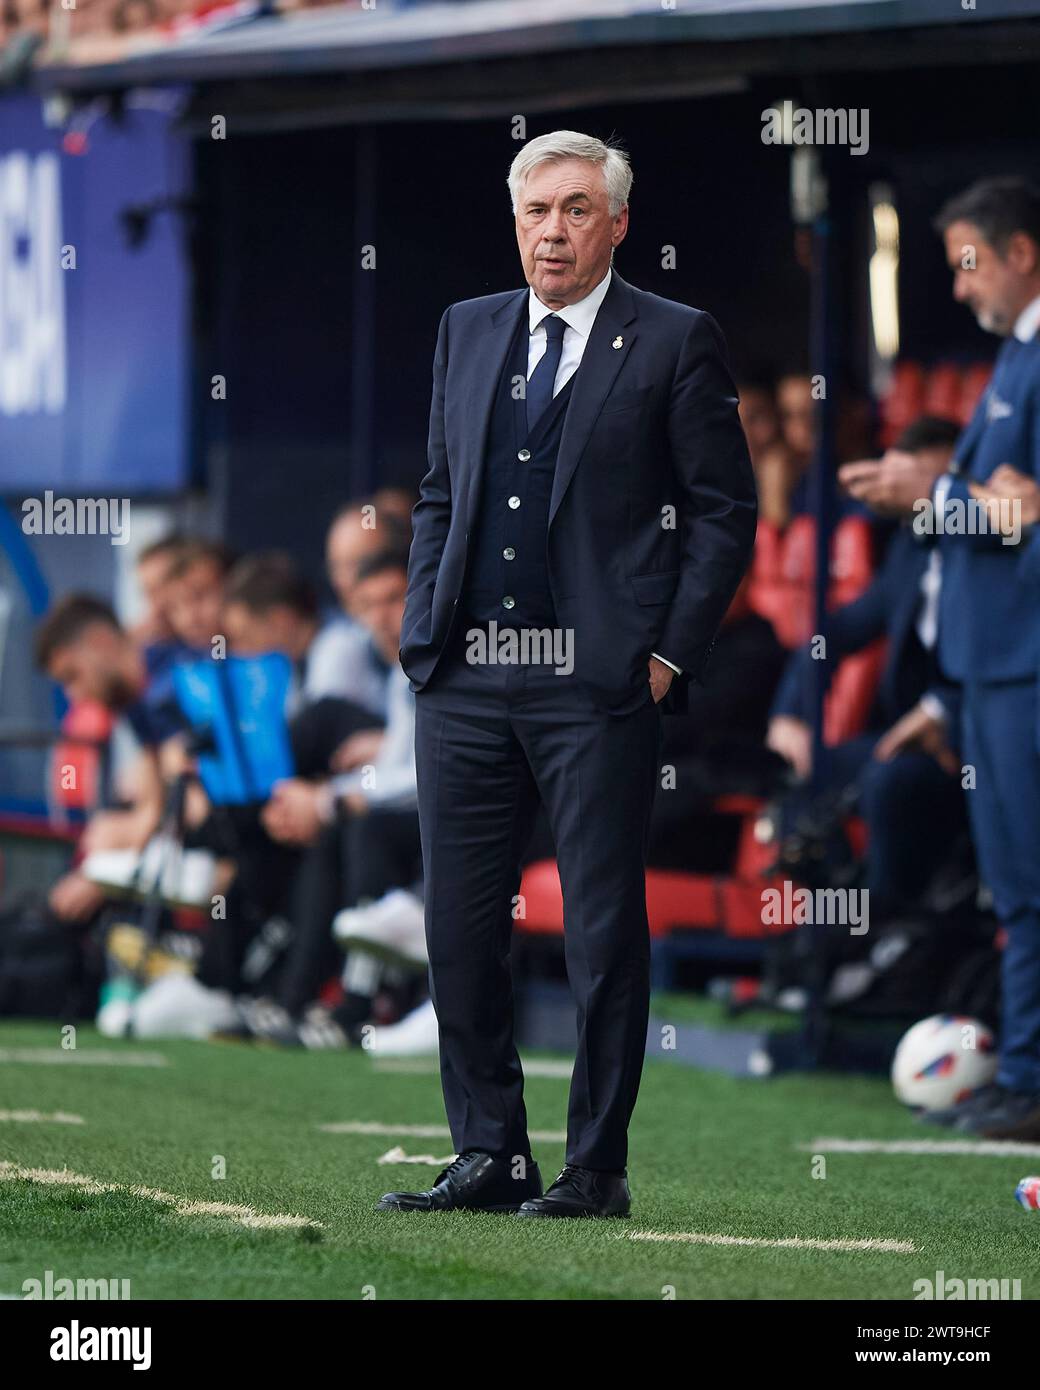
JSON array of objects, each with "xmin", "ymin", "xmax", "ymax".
[
  {"xmin": 766, "ymin": 416, "xmax": 968, "ymax": 920},
  {"xmin": 141, "ymin": 536, "xmax": 235, "ymax": 801},
  {"xmin": 34, "ymin": 595, "xmax": 184, "ymax": 922},
  {"xmin": 262, "ymin": 547, "xmax": 415, "ymax": 847},
  {"xmin": 744, "ymin": 370, "xmax": 877, "ymax": 655},
  {"xmin": 737, "ymin": 375, "xmax": 782, "ymax": 469},
  {"xmin": 163, "ymin": 539, "xmax": 233, "ymax": 655},
  {"xmin": 252, "ymin": 547, "xmax": 418, "ymax": 1031},
  {"xmin": 223, "ymin": 548, "xmax": 387, "ymax": 773},
  {"xmin": 308, "ymin": 500, "xmax": 412, "ymax": 714},
  {"xmin": 128, "ymin": 533, "xmax": 184, "ymax": 649},
  {"xmin": 752, "ymin": 370, "xmax": 873, "ymax": 530},
  {"xmin": 223, "ymin": 550, "xmax": 322, "ymax": 694},
  {"xmin": 753, "ymin": 371, "xmax": 814, "ymax": 528},
  {"xmin": 127, "ymin": 537, "xmax": 205, "ymax": 736},
  {"xmin": 371, "ymin": 487, "xmax": 418, "ymax": 530},
  {"xmin": 646, "ymin": 574, "xmax": 789, "ymax": 871}
]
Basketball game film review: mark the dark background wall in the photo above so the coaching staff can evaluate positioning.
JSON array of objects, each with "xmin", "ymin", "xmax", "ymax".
[{"xmin": 193, "ymin": 60, "xmax": 1039, "ymax": 585}]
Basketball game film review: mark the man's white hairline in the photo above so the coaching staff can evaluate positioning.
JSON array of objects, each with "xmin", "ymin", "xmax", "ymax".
[{"xmin": 507, "ymin": 130, "xmax": 633, "ymax": 219}]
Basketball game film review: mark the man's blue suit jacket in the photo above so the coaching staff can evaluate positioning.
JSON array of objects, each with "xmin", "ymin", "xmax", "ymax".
[
  {"xmin": 399, "ymin": 267, "xmax": 758, "ymax": 716},
  {"xmin": 936, "ymin": 333, "xmax": 1040, "ymax": 685}
]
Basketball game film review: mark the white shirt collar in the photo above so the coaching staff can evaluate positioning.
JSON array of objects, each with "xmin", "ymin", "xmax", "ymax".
[
  {"xmin": 528, "ymin": 264, "xmax": 612, "ymax": 339},
  {"xmin": 1013, "ymin": 293, "xmax": 1040, "ymax": 343}
]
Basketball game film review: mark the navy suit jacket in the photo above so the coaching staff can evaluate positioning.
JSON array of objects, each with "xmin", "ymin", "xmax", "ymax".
[
  {"xmin": 937, "ymin": 333, "xmax": 1040, "ymax": 684},
  {"xmin": 399, "ymin": 267, "xmax": 758, "ymax": 715}
]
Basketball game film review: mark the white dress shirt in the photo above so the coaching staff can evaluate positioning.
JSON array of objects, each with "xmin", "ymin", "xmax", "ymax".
[
  {"xmin": 527, "ymin": 266, "xmax": 682, "ymax": 678},
  {"xmin": 527, "ymin": 264, "xmax": 613, "ymax": 393},
  {"xmin": 1013, "ymin": 293, "xmax": 1040, "ymax": 343},
  {"xmin": 303, "ymin": 615, "xmax": 390, "ymax": 718},
  {"xmin": 330, "ymin": 663, "xmax": 416, "ymax": 810},
  {"xmin": 915, "ymin": 549, "xmax": 942, "ymax": 652}
]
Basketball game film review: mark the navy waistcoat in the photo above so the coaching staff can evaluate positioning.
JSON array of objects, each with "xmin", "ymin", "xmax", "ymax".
[{"xmin": 462, "ymin": 307, "xmax": 578, "ymax": 630}]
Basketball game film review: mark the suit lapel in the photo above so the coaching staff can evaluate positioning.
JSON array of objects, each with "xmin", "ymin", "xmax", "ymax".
[
  {"xmin": 549, "ymin": 269, "xmax": 638, "ymax": 526},
  {"xmin": 954, "ymin": 337, "xmax": 1021, "ymax": 479},
  {"xmin": 453, "ymin": 289, "xmax": 529, "ymax": 534},
  {"xmin": 953, "ymin": 397, "xmax": 991, "ymax": 479},
  {"xmin": 453, "ymin": 268, "xmax": 640, "ymax": 531}
]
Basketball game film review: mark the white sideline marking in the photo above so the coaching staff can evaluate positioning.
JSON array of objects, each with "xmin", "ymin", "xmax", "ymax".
[
  {"xmin": 805, "ymin": 1137, "xmax": 1040, "ymax": 1158},
  {"xmin": 0, "ymin": 1048, "xmax": 168, "ymax": 1068},
  {"xmin": 521, "ymin": 1060, "xmax": 573, "ymax": 1079},
  {"xmin": 0, "ymin": 1163, "xmax": 321, "ymax": 1231},
  {"xmin": 369, "ymin": 1061, "xmax": 438, "ymax": 1074},
  {"xmin": 629, "ymin": 1230, "xmax": 917, "ymax": 1254},
  {"xmin": 377, "ymin": 1146, "xmax": 456, "ymax": 1166},
  {"xmin": 0, "ymin": 1110, "xmax": 84, "ymax": 1126},
  {"xmin": 319, "ymin": 1120, "xmax": 567, "ymax": 1143},
  {"xmin": 372, "ymin": 1058, "xmax": 573, "ymax": 1079}
]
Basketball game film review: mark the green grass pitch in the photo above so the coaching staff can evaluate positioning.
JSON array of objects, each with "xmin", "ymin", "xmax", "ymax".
[{"xmin": 1, "ymin": 1017, "xmax": 1037, "ymax": 1300}]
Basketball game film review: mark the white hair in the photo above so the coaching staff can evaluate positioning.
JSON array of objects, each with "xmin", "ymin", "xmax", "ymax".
[{"xmin": 506, "ymin": 130, "xmax": 633, "ymax": 217}]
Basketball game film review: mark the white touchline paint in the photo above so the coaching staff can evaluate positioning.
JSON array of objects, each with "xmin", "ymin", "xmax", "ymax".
[
  {"xmin": 368, "ymin": 1062, "xmax": 440, "ymax": 1075},
  {"xmin": 804, "ymin": 1137, "xmax": 1040, "ymax": 1157},
  {"xmin": 0, "ymin": 1048, "xmax": 168, "ymax": 1067},
  {"xmin": 0, "ymin": 1110, "xmax": 84, "ymax": 1125},
  {"xmin": 321, "ymin": 1121, "xmax": 456, "ymax": 1138},
  {"xmin": 0, "ymin": 1163, "xmax": 321, "ymax": 1231},
  {"xmin": 377, "ymin": 1146, "xmax": 457, "ymax": 1166},
  {"xmin": 319, "ymin": 1120, "xmax": 568, "ymax": 1142},
  {"xmin": 517, "ymin": 1059, "xmax": 574, "ymax": 1079},
  {"xmin": 629, "ymin": 1231, "xmax": 917, "ymax": 1254},
  {"xmin": 371, "ymin": 1058, "xmax": 573, "ymax": 1079}
]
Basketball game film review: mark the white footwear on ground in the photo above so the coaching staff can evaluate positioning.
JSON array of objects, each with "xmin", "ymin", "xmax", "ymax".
[
  {"xmin": 332, "ymin": 889, "xmax": 427, "ymax": 969},
  {"xmin": 82, "ymin": 839, "xmax": 217, "ymax": 910},
  {"xmin": 364, "ymin": 998, "xmax": 439, "ymax": 1057},
  {"xmin": 130, "ymin": 973, "xmax": 239, "ymax": 1039}
]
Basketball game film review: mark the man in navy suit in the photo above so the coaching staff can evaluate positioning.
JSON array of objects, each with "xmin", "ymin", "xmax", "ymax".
[
  {"xmin": 378, "ymin": 131, "xmax": 757, "ymax": 1217},
  {"xmin": 866, "ymin": 178, "xmax": 1040, "ymax": 1138}
]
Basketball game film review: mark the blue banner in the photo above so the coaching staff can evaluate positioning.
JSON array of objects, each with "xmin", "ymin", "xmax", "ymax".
[{"xmin": 0, "ymin": 91, "xmax": 191, "ymax": 494}]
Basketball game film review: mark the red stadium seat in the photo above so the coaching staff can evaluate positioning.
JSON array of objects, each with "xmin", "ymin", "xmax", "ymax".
[
  {"xmin": 922, "ymin": 363, "xmax": 963, "ymax": 421},
  {"xmin": 879, "ymin": 361, "xmax": 926, "ymax": 448},
  {"xmin": 830, "ymin": 515, "xmax": 874, "ymax": 606},
  {"xmin": 823, "ymin": 641, "xmax": 887, "ymax": 745},
  {"xmin": 959, "ymin": 363, "xmax": 992, "ymax": 424},
  {"xmin": 749, "ymin": 514, "xmax": 874, "ymax": 649},
  {"xmin": 880, "ymin": 359, "xmax": 991, "ymax": 443},
  {"xmin": 517, "ymin": 512, "xmax": 882, "ymax": 965},
  {"xmin": 516, "ymin": 640, "xmax": 881, "ymax": 956},
  {"xmin": 516, "ymin": 858, "xmax": 566, "ymax": 936},
  {"xmin": 49, "ymin": 701, "xmax": 113, "ymax": 813}
]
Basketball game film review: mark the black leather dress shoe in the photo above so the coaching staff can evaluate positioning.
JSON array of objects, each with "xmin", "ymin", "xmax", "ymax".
[
  {"xmin": 376, "ymin": 1150, "xmax": 542, "ymax": 1213},
  {"xmin": 976, "ymin": 1092, "xmax": 1040, "ymax": 1140},
  {"xmin": 918, "ymin": 1083, "xmax": 1040, "ymax": 1137},
  {"xmin": 515, "ymin": 1164, "xmax": 630, "ymax": 1218}
]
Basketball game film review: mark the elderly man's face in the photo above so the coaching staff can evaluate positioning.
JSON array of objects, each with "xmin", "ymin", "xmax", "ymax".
[{"xmin": 516, "ymin": 157, "xmax": 628, "ymax": 308}]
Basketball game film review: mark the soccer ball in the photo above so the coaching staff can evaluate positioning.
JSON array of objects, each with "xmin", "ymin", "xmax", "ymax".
[{"xmin": 891, "ymin": 1014, "xmax": 997, "ymax": 1111}]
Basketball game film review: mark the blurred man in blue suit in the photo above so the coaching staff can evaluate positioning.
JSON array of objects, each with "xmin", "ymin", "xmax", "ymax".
[
  {"xmin": 912, "ymin": 179, "xmax": 1040, "ymax": 1137},
  {"xmin": 379, "ymin": 131, "xmax": 757, "ymax": 1217}
]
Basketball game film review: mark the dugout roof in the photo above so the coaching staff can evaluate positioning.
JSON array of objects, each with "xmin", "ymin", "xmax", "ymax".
[{"xmin": 26, "ymin": 0, "xmax": 1040, "ymax": 125}]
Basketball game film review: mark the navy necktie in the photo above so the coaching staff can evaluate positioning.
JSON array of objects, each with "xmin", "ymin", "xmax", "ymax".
[{"xmin": 526, "ymin": 314, "xmax": 567, "ymax": 434}]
